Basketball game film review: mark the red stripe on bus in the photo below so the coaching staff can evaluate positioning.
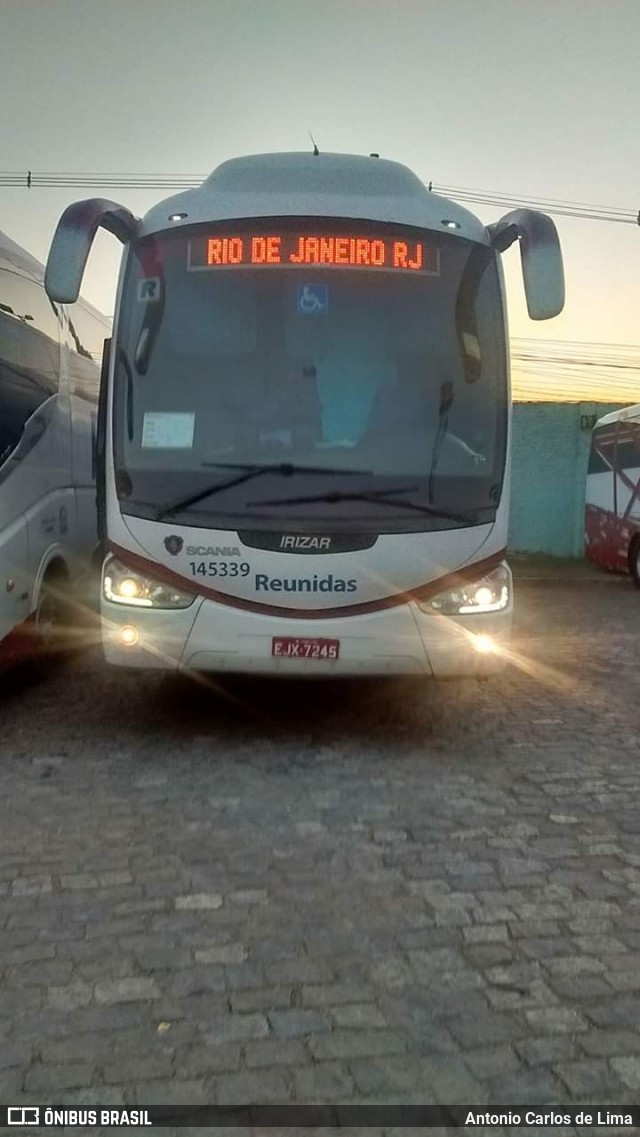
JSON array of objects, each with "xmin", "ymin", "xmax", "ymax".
[
  {"xmin": 585, "ymin": 503, "xmax": 639, "ymax": 574},
  {"xmin": 107, "ymin": 541, "xmax": 507, "ymax": 620}
]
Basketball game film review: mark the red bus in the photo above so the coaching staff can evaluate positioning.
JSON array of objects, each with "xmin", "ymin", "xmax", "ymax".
[{"xmin": 585, "ymin": 404, "xmax": 640, "ymax": 586}]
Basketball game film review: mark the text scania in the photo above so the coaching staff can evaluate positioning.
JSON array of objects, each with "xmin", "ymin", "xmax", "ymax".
[
  {"xmin": 255, "ymin": 573, "xmax": 357, "ymax": 593},
  {"xmin": 186, "ymin": 545, "xmax": 240, "ymax": 556}
]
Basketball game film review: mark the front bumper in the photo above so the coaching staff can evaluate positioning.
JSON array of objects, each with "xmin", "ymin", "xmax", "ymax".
[{"xmin": 101, "ymin": 592, "xmax": 512, "ymax": 678}]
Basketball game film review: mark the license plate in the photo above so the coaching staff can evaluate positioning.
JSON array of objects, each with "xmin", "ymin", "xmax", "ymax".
[{"xmin": 272, "ymin": 637, "xmax": 340, "ymax": 660}]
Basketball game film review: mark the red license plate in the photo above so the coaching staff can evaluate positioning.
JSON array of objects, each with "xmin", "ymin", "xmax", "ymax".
[{"xmin": 272, "ymin": 637, "xmax": 340, "ymax": 660}]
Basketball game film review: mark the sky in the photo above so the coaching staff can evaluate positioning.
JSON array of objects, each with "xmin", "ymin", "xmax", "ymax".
[{"xmin": 0, "ymin": 0, "xmax": 639, "ymax": 403}]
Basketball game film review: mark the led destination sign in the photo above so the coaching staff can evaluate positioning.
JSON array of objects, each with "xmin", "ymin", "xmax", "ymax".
[{"xmin": 188, "ymin": 232, "xmax": 439, "ymax": 274}]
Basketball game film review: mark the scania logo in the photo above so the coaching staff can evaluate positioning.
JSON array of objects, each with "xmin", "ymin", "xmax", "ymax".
[{"xmin": 164, "ymin": 535, "xmax": 184, "ymax": 556}]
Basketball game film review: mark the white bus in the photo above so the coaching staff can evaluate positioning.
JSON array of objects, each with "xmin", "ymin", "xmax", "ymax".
[
  {"xmin": 0, "ymin": 228, "xmax": 110, "ymax": 669},
  {"xmin": 44, "ymin": 151, "xmax": 564, "ymax": 678},
  {"xmin": 585, "ymin": 403, "xmax": 640, "ymax": 585}
]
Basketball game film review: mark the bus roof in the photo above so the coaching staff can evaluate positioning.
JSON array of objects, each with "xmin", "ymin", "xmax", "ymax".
[
  {"xmin": 595, "ymin": 403, "xmax": 640, "ymax": 428},
  {"xmin": 0, "ymin": 227, "xmax": 46, "ymax": 280},
  {"xmin": 140, "ymin": 151, "xmax": 489, "ymax": 244},
  {"xmin": 0, "ymin": 227, "xmax": 110, "ymax": 327}
]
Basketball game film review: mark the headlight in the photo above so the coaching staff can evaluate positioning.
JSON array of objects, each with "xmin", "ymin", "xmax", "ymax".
[
  {"xmin": 419, "ymin": 563, "xmax": 511, "ymax": 615},
  {"xmin": 103, "ymin": 557, "xmax": 195, "ymax": 609}
]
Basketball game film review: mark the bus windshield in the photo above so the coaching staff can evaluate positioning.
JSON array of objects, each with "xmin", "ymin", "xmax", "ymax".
[{"xmin": 113, "ymin": 219, "xmax": 508, "ymax": 531}]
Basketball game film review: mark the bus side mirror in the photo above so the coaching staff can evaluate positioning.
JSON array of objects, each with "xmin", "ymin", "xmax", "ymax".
[
  {"xmin": 488, "ymin": 209, "xmax": 564, "ymax": 320},
  {"xmin": 45, "ymin": 199, "xmax": 140, "ymax": 304}
]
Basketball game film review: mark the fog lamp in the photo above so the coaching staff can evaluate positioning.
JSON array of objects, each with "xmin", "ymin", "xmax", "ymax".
[{"xmin": 472, "ymin": 634, "xmax": 495, "ymax": 654}]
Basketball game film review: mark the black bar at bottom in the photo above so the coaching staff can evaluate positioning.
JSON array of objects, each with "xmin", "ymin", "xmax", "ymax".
[
  {"xmin": 3, "ymin": 1105, "xmax": 639, "ymax": 1127},
  {"xmin": 153, "ymin": 1105, "xmax": 462, "ymax": 1126}
]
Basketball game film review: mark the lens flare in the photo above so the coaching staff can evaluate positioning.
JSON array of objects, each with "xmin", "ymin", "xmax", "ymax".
[
  {"xmin": 474, "ymin": 586, "xmax": 494, "ymax": 608},
  {"xmin": 473, "ymin": 633, "xmax": 495, "ymax": 654}
]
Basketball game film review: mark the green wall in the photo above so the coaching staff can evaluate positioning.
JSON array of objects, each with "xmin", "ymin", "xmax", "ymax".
[{"xmin": 509, "ymin": 401, "xmax": 630, "ymax": 557}]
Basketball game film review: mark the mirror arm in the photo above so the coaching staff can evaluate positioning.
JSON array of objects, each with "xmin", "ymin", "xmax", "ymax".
[
  {"xmin": 488, "ymin": 208, "xmax": 562, "ymax": 257},
  {"xmin": 56, "ymin": 198, "xmax": 140, "ymax": 243},
  {"xmin": 488, "ymin": 221, "xmax": 519, "ymax": 253},
  {"xmin": 100, "ymin": 206, "xmax": 140, "ymax": 244},
  {"xmin": 45, "ymin": 198, "xmax": 140, "ymax": 303},
  {"xmin": 488, "ymin": 208, "xmax": 564, "ymax": 320}
]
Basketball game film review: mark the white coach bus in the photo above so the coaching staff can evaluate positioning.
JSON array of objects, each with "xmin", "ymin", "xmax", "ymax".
[
  {"xmin": 44, "ymin": 151, "xmax": 564, "ymax": 677},
  {"xmin": 0, "ymin": 229, "xmax": 110, "ymax": 669}
]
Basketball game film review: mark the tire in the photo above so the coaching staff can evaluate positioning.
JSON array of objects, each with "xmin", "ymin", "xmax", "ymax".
[
  {"xmin": 32, "ymin": 567, "xmax": 72, "ymax": 664},
  {"xmin": 631, "ymin": 537, "xmax": 640, "ymax": 589}
]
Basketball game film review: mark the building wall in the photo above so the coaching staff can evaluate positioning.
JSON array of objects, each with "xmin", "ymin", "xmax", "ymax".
[{"xmin": 509, "ymin": 401, "xmax": 628, "ymax": 557}]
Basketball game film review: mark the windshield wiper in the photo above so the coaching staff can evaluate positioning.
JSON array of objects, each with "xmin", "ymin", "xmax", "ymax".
[
  {"xmin": 117, "ymin": 348, "xmax": 135, "ymax": 441},
  {"xmin": 428, "ymin": 381, "xmax": 454, "ymax": 503},
  {"xmin": 153, "ymin": 462, "xmax": 372, "ymax": 521},
  {"xmin": 247, "ymin": 486, "xmax": 477, "ymax": 524}
]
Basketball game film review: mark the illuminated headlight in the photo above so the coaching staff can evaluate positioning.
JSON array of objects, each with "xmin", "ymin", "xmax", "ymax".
[
  {"xmin": 420, "ymin": 563, "xmax": 511, "ymax": 615},
  {"xmin": 103, "ymin": 557, "xmax": 195, "ymax": 609}
]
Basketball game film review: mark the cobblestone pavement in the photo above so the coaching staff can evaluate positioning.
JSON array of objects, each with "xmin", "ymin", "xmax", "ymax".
[{"xmin": 1, "ymin": 579, "xmax": 639, "ymax": 1130}]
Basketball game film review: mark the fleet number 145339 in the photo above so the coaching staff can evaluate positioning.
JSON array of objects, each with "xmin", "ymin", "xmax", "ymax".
[{"xmin": 189, "ymin": 561, "xmax": 251, "ymax": 577}]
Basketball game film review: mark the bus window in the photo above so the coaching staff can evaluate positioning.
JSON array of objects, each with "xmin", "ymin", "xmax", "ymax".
[
  {"xmin": 616, "ymin": 423, "xmax": 640, "ymax": 473},
  {"xmin": 587, "ymin": 427, "xmax": 616, "ymax": 475},
  {"xmin": 67, "ymin": 303, "xmax": 107, "ymax": 403},
  {"xmin": 0, "ymin": 269, "xmax": 59, "ymax": 469}
]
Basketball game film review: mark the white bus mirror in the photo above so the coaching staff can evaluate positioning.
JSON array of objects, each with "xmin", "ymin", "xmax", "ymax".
[
  {"xmin": 45, "ymin": 199, "xmax": 140, "ymax": 304},
  {"xmin": 488, "ymin": 209, "xmax": 564, "ymax": 320}
]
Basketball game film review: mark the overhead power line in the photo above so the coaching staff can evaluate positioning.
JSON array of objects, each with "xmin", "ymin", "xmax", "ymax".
[
  {"xmin": 0, "ymin": 170, "xmax": 637, "ymax": 225},
  {"xmin": 510, "ymin": 341, "xmax": 640, "ymax": 372},
  {"xmin": 508, "ymin": 335, "xmax": 640, "ymax": 401},
  {"xmin": 431, "ymin": 182, "xmax": 637, "ymax": 224},
  {"xmin": 1, "ymin": 170, "xmax": 636, "ymax": 398},
  {"xmin": 513, "ymin": 337, "xmax": 640, "ymax": 351}
]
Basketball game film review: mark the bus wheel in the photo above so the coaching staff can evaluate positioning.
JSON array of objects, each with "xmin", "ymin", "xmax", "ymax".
[
  {"xmin": 630, "ymin": 537, "xmax": 640, "ymax": 589},
  {"xmin": 33, "ymin": 566, "xmax": 72, "ymax": 661}
]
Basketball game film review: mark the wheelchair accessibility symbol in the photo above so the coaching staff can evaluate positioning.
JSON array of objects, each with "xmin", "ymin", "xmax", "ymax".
[{"xmin": 297, "ymin": 284, "xmax": 329, "ymax": 315}]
